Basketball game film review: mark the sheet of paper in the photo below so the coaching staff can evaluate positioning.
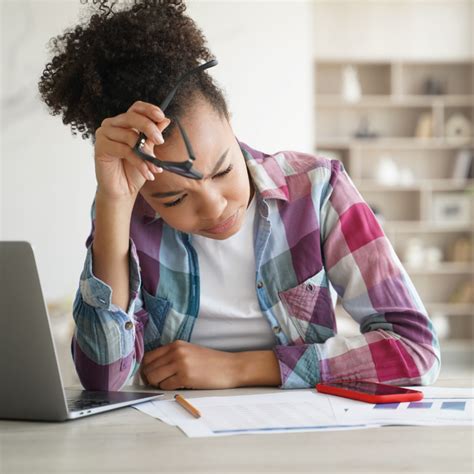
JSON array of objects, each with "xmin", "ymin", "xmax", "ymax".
[
  {"xmin": 134, "ymin": 391, "xmax": 376, "ymax": 437},
  {"xmin": 133, "ymin": 386, "xmax": 474, "ymax": 438},
  {"xmin": 329, "ymin": 386, "xmax": 474, "ymax": 427}
]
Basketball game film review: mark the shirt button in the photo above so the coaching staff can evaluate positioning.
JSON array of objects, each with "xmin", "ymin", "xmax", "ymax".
[
  {"xmin": 273, "ymin": 326, "xmax": 282, "ymax": 334},
  {"xmin": 124, "ymin": 321, "xmax": 134, "ymax": 330},
  {"xmin": 257, "ymin": 281, "xmax": 264, "ymax": 289},
  {"xmin": 306, "ymin": 283, "xmax": 315, "ymax": 292}
]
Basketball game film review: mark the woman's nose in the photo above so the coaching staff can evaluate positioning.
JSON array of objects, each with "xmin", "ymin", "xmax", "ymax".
[{"xmin": 196, "ymin": 189, "xmax": 227, "ymax": 221}]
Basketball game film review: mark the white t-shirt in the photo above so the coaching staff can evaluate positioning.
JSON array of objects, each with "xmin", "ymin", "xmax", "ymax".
[{"xmin": 190, "ymin": 194, "xmax": 276, "ymax": 352}]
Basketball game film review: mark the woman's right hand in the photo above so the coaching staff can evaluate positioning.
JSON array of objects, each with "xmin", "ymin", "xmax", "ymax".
[{"xmin": 94, "ymin": 100, "xmax": 171, "ymax": 201}]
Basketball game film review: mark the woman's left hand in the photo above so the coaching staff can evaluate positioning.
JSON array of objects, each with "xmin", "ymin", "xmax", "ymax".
[{"xmin": 140, "ymin": 340, "xmax": 240, "ymax": 390}]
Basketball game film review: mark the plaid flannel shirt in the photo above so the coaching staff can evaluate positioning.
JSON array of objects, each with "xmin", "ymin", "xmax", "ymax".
[{"xmin": 72, "ymin": 141, "xmax": 441, "ymax": 390}]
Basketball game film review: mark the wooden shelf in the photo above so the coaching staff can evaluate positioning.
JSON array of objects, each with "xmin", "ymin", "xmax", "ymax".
[
  {"xmin": 316, "ymin": 94, "xmax": 474, "ymax": 108},
  {"xmin": 403, "ymin": 262, "xmax": 473, "ymax": 274},
  {"xmin": 425, "ymin": 303, "xmax": 473, "ymax": 316},
  {"xmin": 316, "ymin": 137, "xmax": 474, "ymax": 149},
  {"xmin": 334, "ymin": 303, "xmax": 473, "ymax": 318},
  {"xmin": 314, "ymin": 58, "xmax": 473, "ymax": 64},
  {"xmin": 440, "ymin": 339, "xmax": 474, "ymax": 351},
  {"xmin": 382, "ymin": 221, "xmax": 472, "ymax": 232},
  {"xmin": 354, "ymin": 179, "xmax": 474, "ymax": 191}
]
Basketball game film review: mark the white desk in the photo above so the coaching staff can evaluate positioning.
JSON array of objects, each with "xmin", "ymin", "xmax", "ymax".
[{"xmin": 1, "ymin": 377, "xmax": 473, "ymax": 473}]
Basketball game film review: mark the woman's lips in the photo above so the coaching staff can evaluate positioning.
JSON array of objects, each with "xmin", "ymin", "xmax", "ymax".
[{"xmin": 202, "ymin": 210, "xmax": 239, "ymax": 234}]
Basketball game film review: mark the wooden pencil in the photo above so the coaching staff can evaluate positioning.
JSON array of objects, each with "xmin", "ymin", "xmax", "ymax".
[{"xmin": 174, "ymin": 394, "xmax": 201, "ymax": 418}]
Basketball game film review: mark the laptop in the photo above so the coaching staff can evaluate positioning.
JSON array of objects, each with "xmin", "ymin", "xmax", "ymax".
[{"xmin": 0, "ymin": 241, "xmax": 164, "ymax": 421}]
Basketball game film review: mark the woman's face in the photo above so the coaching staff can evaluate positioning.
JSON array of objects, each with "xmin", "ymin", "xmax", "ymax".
[{"xmin": 140, "ymin": 97, "xmax": 254, "ymax": 240}]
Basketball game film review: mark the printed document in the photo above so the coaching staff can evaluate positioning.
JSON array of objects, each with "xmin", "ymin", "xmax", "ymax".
[{"xmin": 133, "ymin": 386, "xmax": 473, "ymax": 438}]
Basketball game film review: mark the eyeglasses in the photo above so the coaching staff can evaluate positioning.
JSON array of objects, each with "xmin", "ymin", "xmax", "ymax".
[{"xmin": 132, "ymin": 59, "xmax": 218, "ymax": 180}]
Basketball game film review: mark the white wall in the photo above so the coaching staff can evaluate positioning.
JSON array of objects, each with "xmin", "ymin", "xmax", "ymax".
[
  {"xmin": 187, "ymin": 1, "xmax": 315, "ymax": 153},
  {"xmin": 313, "ymin": 0, "xmax": 473, "ymax": 60},
  {"xmin": 1, "ymin": 0, "xmax": 96, "ymax": 303},
  {"xmin": 0, "ymin": 0, "xmax": 471, "ymax": 303}
]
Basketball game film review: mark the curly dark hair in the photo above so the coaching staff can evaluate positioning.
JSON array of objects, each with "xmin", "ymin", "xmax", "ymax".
[{"xmin": 38, "ymin": 0, "xmax": 230, "ymax": 140}]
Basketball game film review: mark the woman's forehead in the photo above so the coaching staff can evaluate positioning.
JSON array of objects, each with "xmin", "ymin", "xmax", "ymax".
[
  {"xmin": 148, "ymin": 142, "xmax": 233, "ymax": 195},
  {"xmin": 158, "ymin": 117, "xmax": 231, "ymax": 165}
]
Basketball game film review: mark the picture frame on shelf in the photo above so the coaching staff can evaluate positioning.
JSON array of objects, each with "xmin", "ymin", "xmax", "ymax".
[{"xmin": 432, "ymin": 193, "xmax": 471, "ymax": 225}]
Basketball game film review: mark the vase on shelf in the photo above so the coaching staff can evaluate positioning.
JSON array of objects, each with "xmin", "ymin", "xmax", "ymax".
[
  {"xmin": 341, "ymin": 65, "xmax": 362, "ymax": 103},
  {"xmin": 375, "ymin": 155, "xmax": 399, "ymax": 186}
]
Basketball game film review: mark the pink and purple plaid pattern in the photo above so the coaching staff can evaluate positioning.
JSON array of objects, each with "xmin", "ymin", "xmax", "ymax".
[{"xmin": 72, "ymin": 141, "xmax": 441, "ymax": 390}]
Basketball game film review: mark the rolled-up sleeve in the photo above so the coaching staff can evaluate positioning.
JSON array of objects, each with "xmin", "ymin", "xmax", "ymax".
[
  {"xmin": 72, "ymin": 228, "xmax": 147, "ymax": 390},
  {"xmin": 273, "ymin": 160, "xmax": 441, "ymax": 389}
]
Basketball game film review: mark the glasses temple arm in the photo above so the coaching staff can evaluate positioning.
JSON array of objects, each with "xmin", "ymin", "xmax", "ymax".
[
  {"xmin": 174, "ymin": 118, "xmax": 197, "ymax": 164},
  {"xmin": 159, "ymin": 59, "xmax": 218, "ymax": 112}
]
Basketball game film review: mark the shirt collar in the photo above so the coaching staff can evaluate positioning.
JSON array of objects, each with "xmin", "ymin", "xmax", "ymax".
[{"xmin": 238, "ymin": 140, "xmax": 289, "ymax": 202}]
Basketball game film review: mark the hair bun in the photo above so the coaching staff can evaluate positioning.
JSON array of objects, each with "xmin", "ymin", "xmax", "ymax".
[{"xmin": 39, "ymin": 0, "xmax": 229, "ymax": 140}]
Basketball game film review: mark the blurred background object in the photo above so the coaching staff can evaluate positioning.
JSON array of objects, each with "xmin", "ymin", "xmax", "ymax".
[
  {"xmin": 313, "ymin": 0, "xmax": 473, "ymax": 378},
  {"xmin": 1, "ymin": 0, "xmax": 472, "ymax": 384}
]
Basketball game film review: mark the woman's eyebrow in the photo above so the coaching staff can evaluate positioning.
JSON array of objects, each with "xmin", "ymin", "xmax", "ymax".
[{"xmin": 151, "ymin": 148, "xmax": 230, "ymax": 198}]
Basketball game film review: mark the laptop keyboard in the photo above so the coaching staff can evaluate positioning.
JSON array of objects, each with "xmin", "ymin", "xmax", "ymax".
[{"xmin": 67, "ymin": 398, "xmax": 111, "ymax": 411}]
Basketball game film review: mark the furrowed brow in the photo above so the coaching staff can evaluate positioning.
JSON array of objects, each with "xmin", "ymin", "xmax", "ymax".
[{"xmin": 150, "ymin": 148, "xmax": 230, "ymax": 198}]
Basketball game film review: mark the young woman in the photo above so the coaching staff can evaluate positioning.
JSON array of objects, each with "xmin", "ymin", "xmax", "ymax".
[{"xmin": 38, "ymin": 0, "xmax": 441, "ymax": 391}]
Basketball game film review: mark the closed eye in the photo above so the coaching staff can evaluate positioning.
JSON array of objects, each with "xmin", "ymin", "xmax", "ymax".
[{"xmin": 163, "ymin": 164, "xmax": 234, "ymax": 208}]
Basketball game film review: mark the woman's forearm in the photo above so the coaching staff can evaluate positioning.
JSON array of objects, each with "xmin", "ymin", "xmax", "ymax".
[
  {"xmin": 92, "ymin": 192, "xmax": 136, "ymax": 312},
  {"xmin": 234, "ymin": 350, "xmax": 282, "ymax": 387}
]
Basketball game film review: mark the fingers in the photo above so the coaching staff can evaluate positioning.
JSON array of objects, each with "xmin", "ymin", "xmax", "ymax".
[
  {"xmin": 97, "ymin": 133, "xmax": 161, "ymax": 181},
  {"xmin": 129, "ymin": 102, "xmax": 172, "ymax": 132},
  {"xmin": 130, "ymin": 100, "xmax": 165, "ymax": 122},
  {"xmin": 103, "ymin": 127, "xmax": 160, "ymax": 172},
  {"xmin": 96, "ymin": 99, "xmax": 174, "ymax": 181},
  {"xmin": 131, "ymin": 102, "xmax": 172, "ymax": 134},
  {"xmin": 142, "ymin": 348, "xmax": 174, "ymax": 377},
  {"xmin": 102, "ymin": 126, "xmax": 140, "ymax": 150},
  {"xmin": 106, "ymin": 100, "xmax": 171, "ymax": 145},
  {"xmin": 142, "ymin": 341, "xmax": 176, "ymax": 366},
  {"xmin": 104, "ymin": 111, "xmax": 164, "ymax": 145},
  {"xmin": 144, "ymin": 360, "xmax": 179, "ymax": 388},
  {"xmin": 142, "ymin": 353, "xmax": 176, "ymax": 378},
  {"xmin": 158, "ymin": 374, "xmax": 185, "ymax": 391},
  {"xmin": 141, "ymin": 342, "xmax": 183, "ymax": 388}
]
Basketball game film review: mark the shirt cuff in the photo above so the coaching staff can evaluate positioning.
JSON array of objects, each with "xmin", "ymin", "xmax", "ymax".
[
  {"xmin": 273, "ymin": 344, "xmax": 321, "ymax": 389},
  {"xmin": 79, "ymin": 239, "xmax": 141, "ymax": 315}
]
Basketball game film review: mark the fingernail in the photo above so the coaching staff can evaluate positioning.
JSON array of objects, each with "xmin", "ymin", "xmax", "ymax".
[
  {"xmin": 153, "ymin": 165, "xmax": 162, "ymax": 174},
  {"xmin": 147, "ymin": 171, "xmax": 155, "ymax": 181},
  {"xmin": 153, "ymin": 132, "xmax": 164, "ymax": 144}
]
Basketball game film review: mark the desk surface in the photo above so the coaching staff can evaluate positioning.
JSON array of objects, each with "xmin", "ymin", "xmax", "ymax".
[{"xmin": 1, "ymin": 377, "xmax": 473, "ymax": 474}]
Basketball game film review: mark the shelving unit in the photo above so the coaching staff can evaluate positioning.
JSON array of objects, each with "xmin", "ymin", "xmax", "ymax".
[{"xmin": 314, "ymin": 59, "xmax": 474, "ymax": 366}]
